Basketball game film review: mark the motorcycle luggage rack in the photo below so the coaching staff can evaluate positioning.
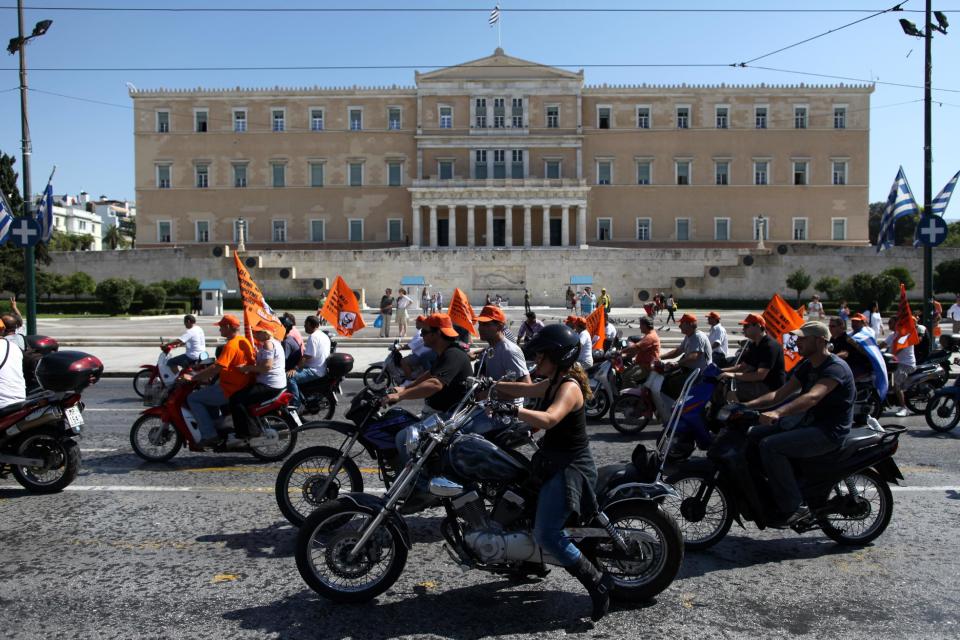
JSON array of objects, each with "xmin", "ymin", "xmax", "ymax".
[
  {"xmin": 654, "ymin": 369, "xmax": 700, "ymax": 484},
  {"xmin": 142, "ymin": 380, "xmax": 165, "ymax": 407}
]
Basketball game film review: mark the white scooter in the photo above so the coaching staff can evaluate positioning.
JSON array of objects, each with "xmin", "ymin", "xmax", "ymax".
[{"xmin": 132, "ymin": 339, "xmax": 208, "ymax": 400}]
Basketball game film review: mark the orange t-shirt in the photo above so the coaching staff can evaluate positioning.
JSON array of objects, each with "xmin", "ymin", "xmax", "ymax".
[{"xmin": 216, "ymin": 335, "xmax": 256, "ymax": 397}]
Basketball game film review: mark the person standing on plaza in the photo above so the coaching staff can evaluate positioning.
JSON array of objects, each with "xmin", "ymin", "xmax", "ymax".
[
  {"xmin": 395, "ymin": 288, "xmax": 415, "ymax": 338},
  {"xmin": 597, "ymin": 288, "xmax": 612, "ymax": 314},
  {"xmin": 316, "ymin": 290, "xmax": 328, "ymax": 325},
  {"xmin": 705, "ymin": 311, "xmax": 729, "ymax": 367},
  {"xmin": 421, "ymin": 289, "xmax": 431, "ymax": 316},
  {"xmin": 665, "ymin": 294, "xmax": 677, "ymax": 325},
  {"xmin": 838, "ymin": 300, "xmax": 851, "ymax": 325},
  {"xmin": 807, "ymin": 295, "xmax": 825, "ymax": 321},
  {"xmin": 524, "ymin": 289, "xmax": 532, "ymax": 315},
  {"xmin": 379, "ymin": 288, "xmax": 395, "ymax": 338},
  {"xmin": 566, "ymin": 287, "xmax": 576, "ymax": 314},
  {"xmin": 580, "ymin": 287, "xmax": 597, "ymax": 316},
  {"xmin": 865, "ymin": 301, "xmax": 884, "ymax": 339},
  {"xmin": 435, "ymin": 290, "xmax": 444, "ymax": 313},
  {"xmin": 930, "ymin": 297, "xmax": 943, "ymax": 337},
  {"xmin": 164, "ymin": 314, "xmax": 207, "ymax": 377},
  {"xmin": 947, "ymin": 295, "xmax": 960, "ymax": 334}
]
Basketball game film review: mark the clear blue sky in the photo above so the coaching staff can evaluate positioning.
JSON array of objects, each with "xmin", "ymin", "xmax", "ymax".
[{"xmin": 1, "ymin": 0, "xmax": 958, "ymax": 213}]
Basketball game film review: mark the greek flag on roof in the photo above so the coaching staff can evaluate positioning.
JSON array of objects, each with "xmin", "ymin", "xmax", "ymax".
[
  {"xmin": 489, "ymin": 5, "xmax": 500, "ymax": 25},
  {"xmin": 913, "ymin": 169, "xmax": 959, "ymax": 247},
  {"xmin": 876, "ymin": 166, "xmax": 919, "ymax": 253},
  {"xmin": 0, "ymin": 190, "xmax": 12, "ymax": 245}
]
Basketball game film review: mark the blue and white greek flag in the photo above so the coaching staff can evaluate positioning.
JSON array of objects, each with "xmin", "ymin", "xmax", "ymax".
[
  {"xmin": 36, "ymin": 178, "xmax": 53, "ymax": 242},
  {"xmin": 912, "ymin": 170, "xmax": 959, "ymax": 247},
  {"xmin": 851, "ymin": 328, "xmax": 889, "ymax": 400},
  {"xmin": 489, "ymin": 5, "xmax": 500, "ymax": 25},
  {"xmin": 0, "ymin": 190, "xmax": 12, "ymax": 245},
  {"xmin": 876, "ymin": 166, "xmax": 919, "ymax": 253}
]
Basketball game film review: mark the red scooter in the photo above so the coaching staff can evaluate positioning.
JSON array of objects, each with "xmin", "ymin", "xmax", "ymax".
[{"xmin": 133, "ymin": 339, "xmax": 208, "ymax": 399}]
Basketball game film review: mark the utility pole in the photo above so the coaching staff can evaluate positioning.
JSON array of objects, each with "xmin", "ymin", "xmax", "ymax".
[
  {"xmin": 923, "ymin": 0, "xmax": 934, "ymax": 338},
  {"xmin": 16, "ymin": 0, "xmax": 36, "ymax": 335}
]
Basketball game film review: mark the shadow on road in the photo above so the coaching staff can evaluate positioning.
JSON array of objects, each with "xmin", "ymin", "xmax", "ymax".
[
  {"xmin": 904, "ymin": 429, "xmax": 960, "ymax": 440},
  {"xmin": 196, "ymin": 522, "xmax": 297, "ymax": 559},
  {"xmin": 81, "ymin": 452, "xmax": 269, "ymax": 475},
  {"xmin": 677, "ymin": 534, "xmax": 864, "ymax": 579}
]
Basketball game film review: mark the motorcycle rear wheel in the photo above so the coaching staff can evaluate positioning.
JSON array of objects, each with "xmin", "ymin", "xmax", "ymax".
[
  {"xmin": 296, "ymin": 501, "xmax": 408, "ymax": 603},
  {"xmin": 662, "ymin": 471, "xmax": 734, "ymax": 551},
  {"xmin": 302, "ymin": 390, "xmax": 337, "ymax": 421},
  {"xmin": 904, "ymin": 384, "xmax": 933, "ymax": 415},
  {"xmin": 817, "ymin": 469, "xmax": 892, "ymax": 546},
  {"xmin": 363, "ymin": 365, "xmax": 391, "ymax": 391},
  {"xmin": 609, "ymin": 395, "xmax": 652, "ymax": 435},
  {"xmin": 132, "ymin": 370, "xmax": 152, "ymax": 398},
  {"xmin": 275, "ymin": 445, "xmax": 364, "ymax": 527},
  {"xmin": 925, "ymin": 394, "xmax": 960, "ymax": 432},
  {"xmin": 249, "ymin": 414, "xmax": 298, "ymax": 462},
  {"xmin": 130, "ymin": 414, "xmax": 183, "ymax": 462},
  {"xmin": 585, "ymin": 389, "xmax": 611, "ymax": 420},
  {"xmin": 12, "ymin": 433, "xmax": 80, "ymax": 493}
]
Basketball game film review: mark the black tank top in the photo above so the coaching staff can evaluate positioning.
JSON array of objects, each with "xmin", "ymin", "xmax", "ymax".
[{"xmin": 539, "ymin": 377, "xmax": 589, "ymax": 453}]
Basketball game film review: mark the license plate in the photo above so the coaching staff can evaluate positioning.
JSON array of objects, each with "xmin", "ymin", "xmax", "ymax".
[
  {"xmin": 64, "ymin": 406, "xmax": 84, "ymax": 429},
  {"xmin": 290, "ymin": 411, "xmax": 303, "ymax": 427}
]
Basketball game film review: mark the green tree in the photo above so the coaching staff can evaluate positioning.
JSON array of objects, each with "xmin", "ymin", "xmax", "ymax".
[
  {"xmin": 942, "ymin": 221, "xmax": 960, "ymax": 248},
  {"xmin": 103, "ymin": 225, "xmax": 130, "ymax": 250},
  {"xmin": 172, "ymin": 277, "xmax": 199, "ymax": 298},
  {"xmin": 881, "ymin": 266, "xmax": 915, "ymax": 291},
  {"xmin": 0, "ymin": 151, "xmax": 50, "ymax": 296},
  {"xmin": 95, "ymin": 277, "xmax": 136, "ymax": 314},
  {"xmin": 141, "ymin": 284, "xmax": 167, "ymax": 310},
  {"xmin": 868, "ymin": 201, "xmax": 918, "ymax": 246},
  {"xmin": 843, "ymin": 272, "xmax": 900, "ymax": 311},
  {"xmin": 934, "ymin": 259, "xmax": 960, "ymax": 295},
  {"xmin": 62, "ymin": 271, "xmax": 95, "ymax": 299},
  {"xmin": 786, "ymin": 268, "xmax": 813, "ymax": 305},
  {"xmin": 36, "ymin": 271, "xmax": 65, "ymax": 300},
  {"xmin": 814, "ymin": 276, "xmax": 843, "ymax": 301}
]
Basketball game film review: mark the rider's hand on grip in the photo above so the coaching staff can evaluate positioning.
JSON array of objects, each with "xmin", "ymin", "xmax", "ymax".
[{"xmin": 488, "ymin": 401, "xmax": 519, "ymax": 417}]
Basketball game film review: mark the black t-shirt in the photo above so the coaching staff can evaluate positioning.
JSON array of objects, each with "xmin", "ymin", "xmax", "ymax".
[
  {"xmin": 741, "ymin": 334, "xmax": 785, "ymax": 390},
  {"xmin": 829, "ymin": 334, "xmax": 872, "ymax": 378},
  {"xmin": 789, "ymin": 354, "xmax": 855, "ymax": 438},
  {"xmin": 380, "ymin": 296, "xmax": 395, "ymax": 315},
  {"xmin": 426, "ymin": 344, "xmax": 473, "ymax": 412}
]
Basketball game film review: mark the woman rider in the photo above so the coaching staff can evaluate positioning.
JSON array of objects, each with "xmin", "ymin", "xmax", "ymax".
[{"xmin": 488, "ymin": 324, "xmax": 612, "ymax": 622}]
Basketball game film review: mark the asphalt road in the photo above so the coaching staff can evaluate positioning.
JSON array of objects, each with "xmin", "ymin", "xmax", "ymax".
[{"xmin": 1, "ymin": 379, "xmax": 959, "ymax": 639}]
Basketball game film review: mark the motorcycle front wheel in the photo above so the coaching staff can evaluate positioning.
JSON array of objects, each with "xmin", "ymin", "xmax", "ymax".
[
  {"xmin": 12, "ymin": 432, "xmax": 80, "ymax": 493},
  {"xmin": 610, "ymin": 395, "xmax": 652, "ymax": 435},
  {"xmin": 363, "ymin": 365, "xmax": 391, "ymax": 391},
  {"xmin": 132, "ymin": 370, "xmax": 152, "ymax": 398},
  {"xmin": 296, "ymin": 501, "xmax": 408, "ymax": 603},
  {"xmin": 904, "ymin": 384, "xmax": 934, "ymax": 415},
  {"xmin": 585, "ymin": 389, "xmax": 611, "ymax": 420},
  {"xmin": 661, "ymin": 471, "xmax": 734, "ymax": 550},
  {"xmin": 275, "ymin": 445, "xmax": 364, "ymax": 527},
  {"xmin": 249, "ymin": 414, "xmax": 299, "ymax": 462},
  {"xmin": 817, "ymin": 469, "xmax": 893, "ymax": 546},
  {"xmin": 130, "ymin": 414, "xmax": 183, "ymax": 462},
  {"xmin": 925, "ymin": 394, "xmax": 960, "ymax": 432}
]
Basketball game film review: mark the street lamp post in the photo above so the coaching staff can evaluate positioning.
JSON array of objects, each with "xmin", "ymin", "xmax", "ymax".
[{"xmin": 7, "ymin": 1, "xmax": 52, "ymax": 335}]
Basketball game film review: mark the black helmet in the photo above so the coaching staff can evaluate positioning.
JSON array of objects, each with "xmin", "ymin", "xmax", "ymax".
[{"xmin": 527, "ymin": 323, "xmax": 581, "ymax": 370}]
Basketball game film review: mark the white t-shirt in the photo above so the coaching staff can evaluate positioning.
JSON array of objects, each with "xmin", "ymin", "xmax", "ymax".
[
  {"xmin": 407, "ymin": 330, "xmax": 432, "ymax": 357},
  {"xmin": 578, "ymin": 330, "xmax": 594, "ymax": 368},
  {"xmin": 179, "ymin": 326, "xmax": 206, "ymax": 359},
  {"xmin": 256, "ymin": 338, "xmax": 287, "ymax": 388},
  {"xmin": 397, "ymin": 294, "xmax": 414, "ymax": 310},
  {"xmin": 0, "ymin": 339, "xmax": 25, "ymax": 409},
  {"xmin": 605, "ymin": 322, "xmax": 617, "ymax": 342},
  {"xmin": 948, "ymin": 303, "xmax": 960, "ymax": 321},
  {"xmin": 808, "ymin": 301, "xmax": 825, "ymax": 319},
  {"xmin": 866, "ymin": 310, "xmax": 883, "ymax": 335},
  {"xmin": 708, "ymin": 323, "xmax": 729, "ymax": 356},
  {"xmin": 885, "ymin": 334, "xmax": 917, "ymax": 368},
  {"xmin": 303, "ymin": 329, "xmax": 331, "ymax": 376}
]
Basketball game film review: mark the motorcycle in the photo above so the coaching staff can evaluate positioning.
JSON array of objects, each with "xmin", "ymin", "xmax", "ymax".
[
  {"xmin": 584, "ymin": 346, "xmax": 625, "ymax": 420},
  {"xmin": 132, "ymin": 339, "xmax": 208, "ymax": 399},
  {"xmin": 924, "ymin": 356, "xmax": 960, "ymax": 432},
  {"xmin": 295, "ymin": 352, "xmax": 355, "ymax": 420},
  {"xmin": 294, "ymin": 377, "xmax": 684, "ymax": 606},
  {"xmin": 362, "ymin": 339, "xmax": 423, "ymax": 391},
  {"xmin": 0, "ymin": 350, "xmax": 103, "ymax": 493},
  {"xmin": 855, "ymin": 351, "xmax": 947, "ymax": 418},
  {"xmin": 23, "ymin": 334, "xmax": 59, "ymax": 395},
  {"xmin": 662, "ymin": 404, "xmax": 905, "ymax": 551}
]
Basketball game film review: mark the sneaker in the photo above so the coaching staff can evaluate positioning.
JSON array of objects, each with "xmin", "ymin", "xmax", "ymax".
[
  {"xmin": 784, "ymin": 505, "xmax": 811, "ymax": 526},
  {"xmin": 894, "ymin": 407, "xmax": 909, "ymax": 417}
]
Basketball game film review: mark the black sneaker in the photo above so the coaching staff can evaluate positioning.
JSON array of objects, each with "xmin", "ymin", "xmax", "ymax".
[{"xmin": 784, "ymin": 505, "xmax": 811, "ymax": 526}]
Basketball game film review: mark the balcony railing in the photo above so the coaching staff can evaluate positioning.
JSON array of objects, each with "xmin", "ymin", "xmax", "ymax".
[{"xmin": 411, "ymin": 177, "xmax": 587, "ymax": 188}]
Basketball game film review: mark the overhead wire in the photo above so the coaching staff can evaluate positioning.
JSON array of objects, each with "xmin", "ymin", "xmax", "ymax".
[{"xmin": 0, "ymin": 5, "xmax": 953, "ymax": 13}]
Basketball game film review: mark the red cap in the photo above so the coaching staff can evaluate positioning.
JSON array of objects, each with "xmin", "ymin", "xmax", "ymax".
[
  {"xmin": 850, "ymin": 313, "xmax": 868, "ymax": 323},
  {"xmin": 706, "ymin": 311, "xmax": 721, "ymax": 321},
  {"xmin": 415, "ymin": 314, "xmax": 426, "ymax": 323},
  {"xmin": 214, "ymin": 314, "xmax": 241, "ymax": 328},
  {"xmin": 477, "ymin": 305, "xmax": 507, "ymax": 324},
  {"xmin": 679, "ymin": 313, "xmax": 698, "ymax": 325},
  {"xmin": 423, "ymin": 313, "xmax": 459, "ymax": 338},
  {"xmin": 738, "ymin": 313, "xmax": 767, "ymax": 328}
]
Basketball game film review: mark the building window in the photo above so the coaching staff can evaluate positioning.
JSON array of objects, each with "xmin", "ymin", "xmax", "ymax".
[
  {"xmin": 388, "ymin": 107, "xmax": 402, "ymax": 130},
  {"xmin": 475, "ymin": 150, "xmax": 488, "ymax": 179},
  {"xmin": 388, "ymin": 218, "xmax": 403, "ymax": 242},
  {"xmin": 754, "ymin": 161, "xmax": 769, "ymax": 186},
  {"xmin": 545, "ymin": 160, "xmax": 561, "ymax": 180},
  {"xmin": 156, "ymin": 164, "xmax": 171, "ymax": 189},
  {"xmin": 272, "ymin": 220, "xmax": 287, "ymax": 243},
  {"xmin": 309, "ymin": 162, "xmax": 324, "ymax": 187},
  {"xmin": 233, "ymin": 109, "xmax": 247, "ymax": 132},
  {"xmin": 195, "ymin": 221, "xmax": 210, "ymax": 243},
  {"xmin": 233, "ymin": 164, "xmax": 247, "ymax": 188},
  {"xmin": 349, "ymin": 219, "xmax": 363, "ymax": 242},
  {"xmin": 272, "ymin": 162, "xmax": 286, "ymax": 188},
  {"xmin": 310, "ymin": 219, "xmax": 326, "ymax": 242},
  {"xmin": 349, "ymin": 162, "xmax": 363, "ymax": 186},
  {"xmin": 511, "ymin": 97, "xmax": 524, "ymax": 128},
  {"xmin": 832, "ymin": 218, "xmax": 847, "ymax": 241},
  {"xmin": 511, "ymin": 150, "xmax": 524, "ymax": 179},
  {"xmin": 493, "ymin": 150, "xmax": 506, "ymax": 179},
  {"xmin": 636, "ymin": 106, "xmax": 650, "ymax": 129},
  {"xmin": 636, "ymin": 218, "xmax": 651, "ymax": 241},
  {"xmin": 834, "ymin": 106, "xmax": 847, "ymax": 129},
  {"xmin": 793, "ymin": 161, "xmax": 809, "ymax": 186},
  {"xmin": 78, "ymin": 220, "xmax": 87, "ymax": 231},
  {"xmin": 755, "ymin": 106, "xmax": 768, "ymax": 129},
  {"xmin": 475, "ymin": 97, "xmax": 487, "ymax": 128},
  {"xmin": 194, "ymin": 110, "xmax": 208, "ymax": 133},
  {"xmin": 676, "ymin": 218, "xmax": 690, "ymax": 241},
  {"xmin": 388, "ymin": 161, "xmax": 402, "ymax": 186},
  {"xmin": 676, "ymin": 106, "xmax": 690, "ymax": 129},
  {"xmin": 158, "ymin": 221, "xmax": 171, "ymax": 243},
  {"xmin": 636, "ymin": 161, "xmax": 651, "ymax": 185},
  {"xmin": 715, "ymin": 218, "xmax": 730, "ymax": 241},
  {"xmin": 597, "ymin": 161, "xmax": 612, "ymax": 185},
  {"xmin": 598, "ymin": 106, "xmax": 611, "ymax": 129},
  {"xmin": 676, "ymin": 160, "xmax": 691, "ymax": 185},
  {"xmin": 546, "ymin": 105, "xmax": 559, "ymax": 128},
  {"xmin": 753, "ymin": 217, "xmax": 770, "ymax": 241},
  {"xmin": 310, "ymin": 108, "xmax": 324, "ymax": 131},
  {"xmin": 272, "ymin": 109, "xmax": 285, "ymax": 132},
  {"xmin": 793, "ymin": 218, "xmax": 808, "ymax": 241},
  {"xmin": 715, "ymin": 106, "xmax": 729, "ymax": 129},
  {"xmin": 349, "ymin": 108, "xmax": 363, "ymax": 131},
  {"xmin": 597, "ymin": 218, "xmax": 612, "ymax": 241},
  {"xmin": 832, "ymin": 160, "xmax": 848, "ymax": 186},
  {"xmin": 439, "ymin": 160, "xmax": 454, "ymax": 180},
  {"xmin": 715, "ymin": 161, "xmax": 729, "ymax": 185},
  {"xmin": 156, "ymin": 110, "xmax": 170, "ymax": 133},
  {"xmin": 794, "ymin": 105, "xmax": 808, "ymax": 129},
  {"xmin": 439, "ymin": 105, "xmax": 453, "ymax": 129},
  {"xmin": 493, "ymin": 97, "xmax": 505, "ymax": 128},
  {"xmin": 195, "ymin": 164, "xmax": 209, "ymax": 189}
]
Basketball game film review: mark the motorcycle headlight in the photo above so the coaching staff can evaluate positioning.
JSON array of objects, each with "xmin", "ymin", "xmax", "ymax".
[{"xmin": 403, "ymin": 424, "xmax": 424, "ymax": 456}]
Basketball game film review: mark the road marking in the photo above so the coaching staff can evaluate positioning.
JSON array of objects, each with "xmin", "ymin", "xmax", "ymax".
[
  {"xmin": 0, "ymin": 484, "xmax": 387, "ymax": 494},
  {"xmin": 80, "ymin": 448, "xmax": 118, "ymax": 453},
  {"xmin": 184, "ymin": 465, "xmax": 381, "ymax": 474},
  {"xmin": 84, "ymin": 408, "xmax": 142, "ymax": 412},
  {"xmin": 891, "ymin": 486, "xmax": 960, "ymax": 492}
]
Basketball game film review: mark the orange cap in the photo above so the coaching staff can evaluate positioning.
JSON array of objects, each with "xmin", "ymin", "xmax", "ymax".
[
  {"xmin": 706, "ymin": 311, "xmax": 721, "ymax": 320},
  {"xmin": 477, "ymin": 305, "xmax": 507, "ymax": 324},
  {"xmin": 423, "ymin": 313, "xmax": 459, "ymax": 338},
  {"xmin": 415, "ymin": 314, "xmax": 426, "ymax": 323},
  {"xmin": 214, "ymin": 314, "xmax": 241, "ymax": 328},
  {"xmin": 679, "ymin": 313, "xmax": 698, "ymax": 324},
  {"xmin": 565, "ymin": 315, "xmax": 580, "ymax": 326},
  {"xmin": 738, "ymin": 313, "xmax": 767, "ymax": 328},
  {"xmin": 850, "ymin": 313, "xmax": 868, "ymax": 323}
]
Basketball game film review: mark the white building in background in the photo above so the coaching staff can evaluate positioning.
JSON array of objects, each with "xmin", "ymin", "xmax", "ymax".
[
  {"xmin": 50, "ymin": 192, "xmax": 103, "ymax": 251},
  {"xmin": 92, "ymin": 195, "xmax": 136, "ymax": 234}
]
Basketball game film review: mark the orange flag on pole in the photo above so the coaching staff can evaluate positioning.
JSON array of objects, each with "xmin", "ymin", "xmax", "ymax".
[
  {"xmin": 584, "ymin": 305, "xmax": 606, "ymax": 342},
  {"xmin": 763, "ymin": 293, "xmax": 806, "ymax": 372},
  {"xmin": 893, "ymin": 283, "xmax": 920, "ymax": 353},
  {"xmin": 320, "ymin": 275, "xmax": 366, "ymax": 337},
  {"xmin": 447, "ymin": 288, "xmax": 478, "ymax": 336},
  {"xmin": 234, "ymin": 253, "xmax": 285, "ymax": 341}
]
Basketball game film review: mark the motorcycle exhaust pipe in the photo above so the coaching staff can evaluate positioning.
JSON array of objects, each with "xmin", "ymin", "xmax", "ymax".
[{"xmin": 0, "ymin": 452, "xmax": 46, "ymax": 466}]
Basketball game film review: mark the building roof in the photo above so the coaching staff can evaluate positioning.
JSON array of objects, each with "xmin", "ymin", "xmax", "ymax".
[
  {"xmin": 198, "ymin": 279, "xmax": 228, "ymax": 291},
  {"xmin": 417, "ymin": 48, "xmax": 582, "ymax": 82}
]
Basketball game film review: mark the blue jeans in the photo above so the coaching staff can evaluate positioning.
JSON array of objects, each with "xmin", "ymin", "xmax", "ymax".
[
  {"xmin": 167, "ymin": 353, "xmax": 197, "ymax": 374},
  {"xmin": 187, "ymin": 384, "xmax": 228, "ymax": 439},
  {"xmin": 534, "ymin": 471, "xmax": 582, "ymax": 567},
  {"xmin": 287, "ymin": 369, "xmax": 321, "ymax": 407}
]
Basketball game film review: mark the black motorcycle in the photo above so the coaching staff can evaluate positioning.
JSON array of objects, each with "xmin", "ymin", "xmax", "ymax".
[
  {"xmin": 662, "ymin": 405, "xmax": 905, "ymax": 551},
  {"xmin": 295, "ymin": 352, "xmax": 354, "ymax": 420},
  {"xmin": 294, "ymin": 378, "xmax": 684, "ymax": 605}
]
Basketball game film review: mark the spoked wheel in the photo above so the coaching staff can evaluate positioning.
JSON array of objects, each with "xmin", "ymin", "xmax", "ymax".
[
  {"xmin": 662, "ymin": 471, "xmax": 734, "ymax": 550},
  {"xmin": 925, "ymin": 394, "xmax": 960, "ymax": 432},
  {"xmin": 904, "ymin": 384, "xmax": 934, "ymax": 415},
  {"xmin": 817, "ymin": 469, "xmax": 893, "ymax": 546},
  {"xmin": 585, "ymin": 389, "xmax": 611, "ymax": 420},
  {"xmin": 856, "ymin": 388, "xmax": 883, "ymax": 419},
  {"xmin": 585, "ymin": 502, "xmax": 683, "ymax": 603},
  {"xmin": 275, "ymin": 446, "xmax": 364, "ymax": 527},
  {"xmin": 12, "ymin": 433, "xmax": 80, "ymax": 493},
  {"xmin": 132, "ymin": 370, "xmax": 153, "ymax": 398},
  {"xmin": 129, "ymin": 414, "xmax": 183, "ymax": 462},
  {"xmin": 363, "ymin": 365, "xmax": 391, "ymax": 392},
  {"xmin": 610, "ymin": 395, "xmax": 652, "ymax": 435},
  {"xmin": 302, "ymin": 391, "xmax": 337, "ymax": 421},
  {"xmin": 249, "ymin": 414, "xmax": 299, "ymax": 462},
  {"xmin": 295, "ymin": 501, "xmax": 408, "ymax": 603}
]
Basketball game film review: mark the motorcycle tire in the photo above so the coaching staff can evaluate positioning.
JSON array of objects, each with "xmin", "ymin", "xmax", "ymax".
[
  {"xmin": 249, "ymin": 414, "xmax": 299, "ymax": 462},
  {"xmin": 275, "ymin": 445, "xmax": 364, "ymax": 527},
  {"xmin": 904, "ymin": 384, "xmax": 934, "ymax": 415},
  {"xmin": 303, "ymin": 390, "xmax": 337, "ymax": 421},
  {"xmin": 130, "ymin": 414, "xmax": 183, "ymax": 462},
  {"xmin": 12, "ymin": 433, "xmax": 80, "ymax": 493},
  {"xmin": 925, "ymin": 394, "xmax": 960, "ymax": 432},
  {"xmin": 584, "ymin": 501, "xmax": 683, "ymax": 603},
  {"xmin": 662, "ymin": 470, "xmax": 734, "ymax": 551},
  {"xmin": 132, "ymin": 370, "xmax": 152, "ymax": 398},
  {"xmin": 610, "ymin": 395, "xmax": 652, "ymax": 435},
  {"xmin": 363, "ymin": 365, "xmax": 391, "ymax": 392},
  {"xmin": 585, "ymin": 389, "xmax": 611, "ymax": 420},
  {"xmin": 939, "ymin": 360, "xmax": 952, "ymax": 385},
  {"xmin": 861, "ymin": 390, "xmax": 883, "ymax": 420},
  {"xmin": 296, "ymin": 500, "xmax": 408, "ymax": 603},
  {"xmin": 817, "ymin": 468, "xmax": 893, "ymax": 546}
]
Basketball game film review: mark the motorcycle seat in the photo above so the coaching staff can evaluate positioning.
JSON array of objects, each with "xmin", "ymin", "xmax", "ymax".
[
  {"xmin": 299, "ymin": 375, "xmax": 332, "ymax": 394},
  {"xmin": 248, "ymin": 390, "xmax": 294, "ymax": 417},
  {"xmin": 799, "ymin": 427, "xmax": 881, "ymax": 466},
  {"xmin": 0, "ymin": 397, "xmax": 41, "ymax": 418}
]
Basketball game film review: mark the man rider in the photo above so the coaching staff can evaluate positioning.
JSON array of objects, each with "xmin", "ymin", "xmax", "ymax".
[
  {"xmin": 659, "ymin": 313, "xmax": 711, "ymax": 398},
  {"xmin": 186, "ymin": 314, "xmax": 255, "ymax": 446},
  {"xmin": 287, "ymin": 315, "xmax": 331, "ymax": 408},
  {"xmin": 164, "ymin": 314, "xmax": 207, "ymax": 376},
  {"xmin": 279, "ymin": 312, "xmax": 304, "ymax": 374},
  {"xmin": 828, "ymin": 316, "xmax": 872, "ymax": 379},
  {"xmin": 475, "ymin": 305, "xmax": 531, "ymax": 404},
  {"xmin": 619, "ymin": 317, "xmax": 660, "ymax": 388},
  {"xmin": 564, "ymin": 316, "xmax": 594, "ymax": 369},
  {"xmin": 0, "ymin": 314, "xmax": 25, "ymax": 410},
  {"xmin": 743, "ymin": 321, "xmax": 856, "ymax": 526},
  {"xmin": 706, "ymin": 311, "xmax": 729, "ymax": 367},
  {"xmin": 399, "ymin": 315, "xmax": 438, "ymax": 381},
  {"xmin": 517, "ymin": 311, "xmax": 545, "ymax": 346},
  {"xmin": 720, "ymin": 313, "xmax": 785, "ymax": 402}
]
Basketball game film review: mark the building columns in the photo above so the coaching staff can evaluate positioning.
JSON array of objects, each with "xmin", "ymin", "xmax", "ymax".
[
  {"xmin": 542, "ymin": 205, "xmax": 551, "ymax": 247},
  {"xmin": 486, "ymin": 207, "xmax": 494, "ymax": 248},
  {"xmin": 523, "ymin": 205, "xmax": 532, "ymax": 247},
  {"xmin": 411, "ymin": 205, "xmax": 421, "ymax": 247},
  {"xmin": 429, "ymin": 205, "xmax": 438, "ymax": 248},
  {"xmin": 561, "ymin": 205, "xmax": 570, "ymax": 247},
  {"xmin": 448, "ymin": 205, "xmax": 457, "ymax": 248},
  {"xmin": 466, "ymin": 205, "xmax": 475, "ymax": 247},
  {"xmin": 577, "ymin": 204, "xmax": 587, "ymax": 248},
  {"xmin": 505, "ymin": 207, "xmax": 513, "ymax": 247}
]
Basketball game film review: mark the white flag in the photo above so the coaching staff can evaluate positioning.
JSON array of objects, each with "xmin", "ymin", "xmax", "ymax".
[{"xmin": 489, "ymin": 5, "xmax": 500, "ymax": 26}]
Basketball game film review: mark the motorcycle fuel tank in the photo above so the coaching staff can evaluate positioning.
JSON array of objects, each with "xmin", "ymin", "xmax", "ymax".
[{"xmin": 445, "ymin": 433, "xmax": 527, "ymax": 483}]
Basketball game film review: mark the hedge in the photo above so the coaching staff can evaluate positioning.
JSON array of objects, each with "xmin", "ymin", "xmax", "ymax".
[{"xmin": 224, "ymin": 297, "xmax": 321, "ymax": 310}]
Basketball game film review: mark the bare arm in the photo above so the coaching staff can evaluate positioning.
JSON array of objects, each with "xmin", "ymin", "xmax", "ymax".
[
  {"xmin": 743, "ymin": 376, "xmax": 801, "ymax": 409},
  {"xmin": 191, "ymin": 363, "xmax": 222, "ymax": 384},
  {"xmin": 660, "ymin": 347, "xmax": 683, "ymax": 361},
  {"xmin": 238, "ymin": 357, "xmax": 272, "ymax": 375},
  {"xmin": 491, "ymin": 378, "xmax": 549, "ymax": 400},
  {"xmin": 760, "ymin": 379, "xmax": 840, "ymax": 423},
  {"xmin": 516, "ymin": 381, "xmax": 582, "ymax": 431},
  {"xmin": 389, "ymin": 376, "xmax": 443, "ymax": 402},
  {"xmin": 676, "ymin": 351, "xmax": 703, "ymax": 369}
]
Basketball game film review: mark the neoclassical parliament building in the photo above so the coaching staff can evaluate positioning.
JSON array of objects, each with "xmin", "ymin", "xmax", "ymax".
[{"xmin": 132, "ymin": 48, "xmax": 872, "ymax": 250}]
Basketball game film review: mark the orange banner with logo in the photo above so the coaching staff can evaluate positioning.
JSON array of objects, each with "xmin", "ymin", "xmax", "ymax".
[
  {"xmin": 234, "ymin": 253, "xmax": 285, "ymax": 341},
  {"xmin": 447, "ymin": 288, "xmax": 478, "ymax": 336},
  {"xmin": 320, "ymin": 275, "xmax": 366, "ymax": 337},
  {"xmin": 763, "ymin": 293, "xmax": 806, "ymax": 371},
  {"xmin": 584, "ymin": 305, "xmax": 606, "ymax": 342},
  {"xmin": 893, "ymin": 283, "xmax": 920, "ymax": 353}
]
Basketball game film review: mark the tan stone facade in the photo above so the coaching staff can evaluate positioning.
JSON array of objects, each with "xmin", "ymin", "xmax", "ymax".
[{"xmin": 132, "ymin": 49, "xmax": 872, "ymax": 249}]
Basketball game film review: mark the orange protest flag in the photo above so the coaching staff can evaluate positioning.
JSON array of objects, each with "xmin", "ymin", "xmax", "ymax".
[
  {"xmin": 893, "ymin": 283, "xmax": 920, "ymax": 353},
  {"xmin": 763, "ymin": 294, "xmax": 806, "ymax": 372},
  {"xmin": 584, "ymin": 305, "xmax": 605, "ymax": 342},
  {"xmin": 320, "ymin": 275, "xmax": 366, "ymax": 337},
  {"xmin": 234, "ymin": 253, "xmax": 285, "ymax": 341},
  {"xmin": 447, "ymin": 288, "xmax": 478, "ymax": 336}
]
